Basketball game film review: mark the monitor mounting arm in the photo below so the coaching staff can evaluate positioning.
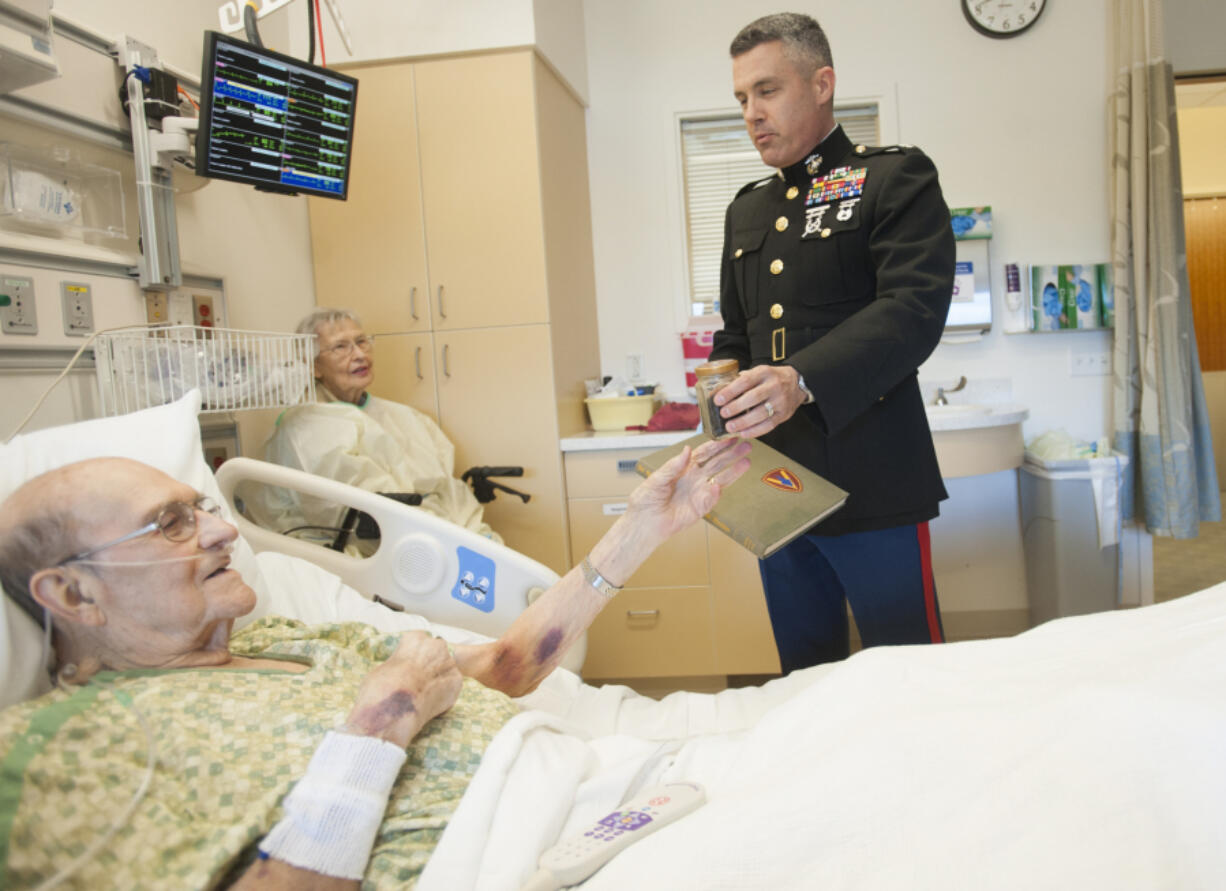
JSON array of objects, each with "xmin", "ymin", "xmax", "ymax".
[
  {"xmin": 217, "ymin": 0, "xmax": 354, "ymax": 55},
  {"xmin": 115, "ymin": 36, "xmax": 182, "ymax": 291}
]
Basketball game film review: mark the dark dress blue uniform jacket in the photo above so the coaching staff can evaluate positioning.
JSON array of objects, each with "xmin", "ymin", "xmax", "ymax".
[{"xmin": 709, "ymin": 124, "xmax": 956, "ymax": 536}]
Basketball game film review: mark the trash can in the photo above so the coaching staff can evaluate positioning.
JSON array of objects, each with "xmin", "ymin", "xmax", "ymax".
[{"xmin": 1019, "ymin": 453, "xmax": 1130, "ymax": 626}]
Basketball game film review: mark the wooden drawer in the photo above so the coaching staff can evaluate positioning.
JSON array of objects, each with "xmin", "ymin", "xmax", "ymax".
[
  {"xmin": 567, "ymin": 498, "xmax": 709, "ymax": 587},
  {"xmin": 582, "ymin": 586, "xmax": 716, "ymax": 678},
  {"xmin": 564, "ymin": 449, "xmax": 654, "ymax": 498}
]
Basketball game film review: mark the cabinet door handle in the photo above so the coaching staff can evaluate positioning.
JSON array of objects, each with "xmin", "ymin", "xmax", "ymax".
[
  {"xmin": 410, "ymin": 285, "xmax": 418, "ymax": 320},
  {"xmin": 626, "ymin": 609, "xmax": 659, "ymax": 618},
  {"xmin": 442, "ymin": 343, "xmax": 450, "ymax": 377},
  {"xmin": 414, "ymin": 346, "xmax": 423, "ymax": 380},
  {"xmin": 437, "ymin": 284, "xmax": 446, "ymax": 319}
]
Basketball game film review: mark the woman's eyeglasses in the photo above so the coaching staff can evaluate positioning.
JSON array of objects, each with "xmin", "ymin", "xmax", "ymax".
[{"xmin": 320, "ymin": 335, "xmax": 375, "ymax": 359}]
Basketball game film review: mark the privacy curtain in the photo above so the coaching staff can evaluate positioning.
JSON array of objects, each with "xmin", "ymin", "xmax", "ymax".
[{"xmin": 1110, "ymin": 0, "xmax": 1221, "ymax": 537}]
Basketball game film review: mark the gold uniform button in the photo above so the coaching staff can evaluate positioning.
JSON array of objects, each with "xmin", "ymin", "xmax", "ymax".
[
  {"xmin": 734, "ymin": 248, "xmax": 744, "ymax": 258},
  {"xmin": 855, "ymin": 144, "xmax": 866, "ymax": 154},
  {"xmin": 769, "ymin": 259, "xmax": 784, "ymax": 275},
  {"xmin": 821, "ymin": 228, "xmax": 832, "ymax": 238},
  {"xmin": 770, "ymin": 303, "xmax": 783, "ymax": 319},
  {"xmin": 785, "ymin": 186, "xmax": 799, "ymax": 200},
  {"xmin": 775, "ymin": 216, "xmax": 789, "ymax": 232}
]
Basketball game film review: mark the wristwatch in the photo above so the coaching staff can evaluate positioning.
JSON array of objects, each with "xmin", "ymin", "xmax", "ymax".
[{"xmin": 796, "ymin": 373, "xmax": 815, "ymax": 405}]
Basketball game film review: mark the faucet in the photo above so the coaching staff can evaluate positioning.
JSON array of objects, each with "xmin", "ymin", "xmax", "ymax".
[{"xmin": 934, "ymin": 376, "xmax": 967, "ymax": 406}]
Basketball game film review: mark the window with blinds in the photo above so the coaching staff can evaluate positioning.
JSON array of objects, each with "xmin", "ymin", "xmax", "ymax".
[{"xmin": 681, "ymin": 103, "xmax": 880, "ymax": 316}]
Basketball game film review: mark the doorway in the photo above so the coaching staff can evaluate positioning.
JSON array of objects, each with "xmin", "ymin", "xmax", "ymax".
[{"xmin": 1152, "ymin": 76, "xmax": 1226, "ymax": 602}]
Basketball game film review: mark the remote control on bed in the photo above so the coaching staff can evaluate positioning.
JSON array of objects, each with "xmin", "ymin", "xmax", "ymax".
[{"xmin": 520, "ymin": 782, "xmax": 706, "ymax": 890}]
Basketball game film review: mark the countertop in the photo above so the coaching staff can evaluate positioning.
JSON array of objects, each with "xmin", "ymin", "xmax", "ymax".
[
  {"xmin": 561, "ymin": 404, "xmax": 1029, "ymax": 453},
  {"xmin": 560, "ymin": 430, "xmax": 697, "ymax": 452},
  {"xmin": 561, "ymin": 404, "xmax": 1029, "ymax": 450}
]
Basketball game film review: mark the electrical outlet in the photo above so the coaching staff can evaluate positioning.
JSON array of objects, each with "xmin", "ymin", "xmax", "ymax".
[
  {"xmin": 60, "ymin": 281, "xmax": 94, "ymax": 336},
  {"xmin": 626, "ymin": 352, "xmax": 643, "ymax": 381},
  {"xmin": 193, "ymin": 294, "xmax": 215, "ymax": 328},
  {"xmin": 1, "ymin": 275, "xmax": 38, "ymax": 335},
  {"xmin": 1071, "ymin": 350, "xmax": 1111, "ymax": 377}
]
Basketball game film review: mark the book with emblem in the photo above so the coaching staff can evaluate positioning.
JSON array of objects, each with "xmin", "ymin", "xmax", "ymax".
[{"xmin": 634, "ymin": 434, "xmax": 848, "ymax": 558}]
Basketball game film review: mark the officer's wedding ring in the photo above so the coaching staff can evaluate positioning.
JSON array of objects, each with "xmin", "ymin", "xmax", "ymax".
[{"xmin": 763, "ymin": 400, "xmax": 775, "ymax": 418}]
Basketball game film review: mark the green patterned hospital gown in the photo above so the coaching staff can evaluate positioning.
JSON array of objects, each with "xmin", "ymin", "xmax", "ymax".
[{"xmin": 0, "ymin": 617, "xmax": 520, "ymax": 890}]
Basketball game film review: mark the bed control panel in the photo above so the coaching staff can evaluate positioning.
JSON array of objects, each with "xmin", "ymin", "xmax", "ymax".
[
  {"xmin": 451, "ymin": 546, "xmax": 496, "ymax": 613},
  {"xmin": 526, "ymin": 782, "xmax": 706, "ymax": 889}
]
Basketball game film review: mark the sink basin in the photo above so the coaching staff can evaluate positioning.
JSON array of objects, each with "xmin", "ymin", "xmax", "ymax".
[
  {"xmin": 927, "ymin": 404, "xmax": 992, "ymax": 416},
  {"xmin": 925, "ymin": 403, "xmax": 1029, "ymax": 431},
  {"xmin": 924, "ymin": 403, "xmax": 1031, "ymax": 477}
]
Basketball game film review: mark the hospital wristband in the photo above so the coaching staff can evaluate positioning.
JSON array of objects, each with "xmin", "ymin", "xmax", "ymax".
[
  {"xmin": 581, "ymin": 556, "xmax": 622, "ymax": 599},
  {"xmin": 258, "ymin": 730, "xmax": 407, "ymax": 880}
]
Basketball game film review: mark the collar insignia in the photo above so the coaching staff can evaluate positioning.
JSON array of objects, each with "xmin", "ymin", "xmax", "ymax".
[
  {"xmin": 762, "ymin": 468, "xmax": 803, "ymax": 493},
  {"xmin": 804, "ymin": 153, "xmax": 823, "ymax": 175}
]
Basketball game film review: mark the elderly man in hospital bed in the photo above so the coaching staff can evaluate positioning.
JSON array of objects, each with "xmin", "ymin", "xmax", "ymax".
[
  {"xmin": 1, "ymin": 399, "xmax": 1224, "ymax": 890},
  {"xmin": 0, "ymin": 436, "xmax": 750, "ymax": 889},
  {"xmin": 256, "ymin": 308, "xmax": 501, "ymax": 544}
]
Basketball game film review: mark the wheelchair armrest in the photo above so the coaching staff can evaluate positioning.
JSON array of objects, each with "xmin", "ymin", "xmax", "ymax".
[
  {"xmin": 462, "ymin": 466, "xmax": 524, "ymax": 479},
  {"xmin": 461, "ymin": 466, "xmax": 530, "ymax": 504}
]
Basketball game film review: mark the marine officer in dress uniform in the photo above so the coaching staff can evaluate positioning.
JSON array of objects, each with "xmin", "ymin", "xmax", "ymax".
[{"xmin": 708, "ymin": 13, "xmax": 955, "ymax": 672}]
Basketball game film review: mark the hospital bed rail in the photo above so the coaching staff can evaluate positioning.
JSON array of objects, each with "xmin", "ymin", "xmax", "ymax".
[{"xmin": 215, "ymin": 457, "xmax": 585, "ymax": 672}]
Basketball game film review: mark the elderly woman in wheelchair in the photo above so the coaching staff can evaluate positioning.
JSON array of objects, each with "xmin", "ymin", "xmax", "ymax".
[
  {"xmin": 255, "ymin": 308, "xmax": 516, "ymax": 550},
  {"xmin": 0, "ymin": 436, "xmax": 750, "ymax": 888}
]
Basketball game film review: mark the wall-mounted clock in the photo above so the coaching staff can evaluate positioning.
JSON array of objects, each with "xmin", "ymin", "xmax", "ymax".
[{"xmin": 962, "ymin": 0, "xmax": 1047, "ymax": 38}]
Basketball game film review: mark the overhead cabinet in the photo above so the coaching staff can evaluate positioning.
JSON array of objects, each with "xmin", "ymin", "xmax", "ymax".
[{"xmin": 308, "ymin": 50, "xmax": 600, "ymax": 574}]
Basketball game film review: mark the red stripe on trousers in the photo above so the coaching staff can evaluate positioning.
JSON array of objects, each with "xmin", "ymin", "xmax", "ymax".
[{"xmin": 916, "ymin": 521, "xmax": 943, "ymax": 643}]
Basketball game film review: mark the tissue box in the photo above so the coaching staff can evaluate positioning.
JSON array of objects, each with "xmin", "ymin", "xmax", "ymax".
[{"xmin": 585, "ymin": 395, "xmax": 658, "ymax": 431}]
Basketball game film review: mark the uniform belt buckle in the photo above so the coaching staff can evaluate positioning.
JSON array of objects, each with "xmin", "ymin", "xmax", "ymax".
[{"xmin": 771, "ymin": 327, "xmax": 786, "ymax": 361}]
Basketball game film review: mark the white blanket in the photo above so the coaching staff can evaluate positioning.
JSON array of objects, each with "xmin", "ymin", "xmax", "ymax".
[
  {"xmin": 249, "ymin": 554, "xmax": 1225, "ymax": 889},
  {"xmin": 416, "ymin": 583, "xmax": 1226, "ymax": 891}
]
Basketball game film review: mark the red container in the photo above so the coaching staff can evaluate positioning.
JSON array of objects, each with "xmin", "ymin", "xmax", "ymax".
[
  {"xmin": 681, "ymin": 328, "xmax": 715, "ymax": 389},
  {"xmin": 681, "ymin": 329, "xmax": 716, "ymax": 389}
]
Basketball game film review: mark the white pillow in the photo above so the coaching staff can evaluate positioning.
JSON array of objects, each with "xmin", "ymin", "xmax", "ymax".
[{"xmin": 0, "ymin": 390, "xmax": 262, "ymax": 709}]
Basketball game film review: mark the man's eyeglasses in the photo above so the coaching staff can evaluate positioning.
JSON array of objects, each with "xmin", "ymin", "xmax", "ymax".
[
  {"xmin": 60, "ymin": 496, "xmax": 223, "ymax": 565},
  {"xmin": 319, "ymin": 335, "xmax": 375, "ymax": 359}
]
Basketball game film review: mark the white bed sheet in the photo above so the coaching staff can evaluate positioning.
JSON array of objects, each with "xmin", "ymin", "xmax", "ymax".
[{"xmin": 415, "ymin": 581, "xmax": 1226, "ymax": 891}]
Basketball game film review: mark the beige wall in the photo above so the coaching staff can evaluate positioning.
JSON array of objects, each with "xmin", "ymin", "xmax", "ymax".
[
  {"xmin": 1178, "ymin": 106, "xmax": 1226, "ymax": 197},
  {"xmin": 287, "ymin": 0, "xmax": 590, "ymax": 103}
]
